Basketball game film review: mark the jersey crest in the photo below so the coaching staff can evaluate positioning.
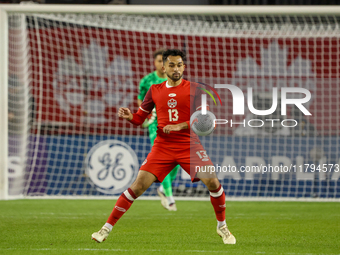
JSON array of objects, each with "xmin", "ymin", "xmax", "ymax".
[{"xmin": 167, "ymin": 98, "xmax": 177, "ymax": 108}]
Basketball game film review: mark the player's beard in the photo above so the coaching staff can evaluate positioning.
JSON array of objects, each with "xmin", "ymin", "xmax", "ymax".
[{"xmin": 167, "ymin": 72, "xmax": 183, "ymax": 82}]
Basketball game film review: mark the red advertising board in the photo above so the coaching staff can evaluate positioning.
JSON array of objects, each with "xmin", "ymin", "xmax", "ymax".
[{"xmin": 28, "ymin": 28, "xmax": 340, "ymax": 135}]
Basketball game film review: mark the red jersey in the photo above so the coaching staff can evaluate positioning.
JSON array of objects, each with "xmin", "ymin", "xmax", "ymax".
[{"xmin": 129, "ymin": 79, "xmax": 204, "ymax": 144}]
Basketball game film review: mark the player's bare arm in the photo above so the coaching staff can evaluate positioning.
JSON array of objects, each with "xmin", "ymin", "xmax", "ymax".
[{"xmin": 163, "ymin": 122, "xmax": 188, "ymax": 134}]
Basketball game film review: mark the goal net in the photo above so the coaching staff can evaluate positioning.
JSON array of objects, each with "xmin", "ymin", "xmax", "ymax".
[{"xmin": 2, "ymin": 5, "xmax": 340, "ymax": 199}]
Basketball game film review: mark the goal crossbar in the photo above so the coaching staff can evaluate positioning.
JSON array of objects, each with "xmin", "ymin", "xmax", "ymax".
[{"xmin": 1, "ymin": 5, "xmax": 340, "ymax": 15}]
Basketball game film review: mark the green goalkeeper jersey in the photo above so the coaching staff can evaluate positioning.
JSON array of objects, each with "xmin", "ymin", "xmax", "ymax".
[
  {"xmin": 138, "ymin": 71, "xmax": 167, "ymax": 145},
  {"xmin": 138, "ymin": 71, "xmax": 168, "ymax": 101}
]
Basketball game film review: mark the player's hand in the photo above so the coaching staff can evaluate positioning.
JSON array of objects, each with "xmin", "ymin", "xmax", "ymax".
[
  {"xmin": 118, "ymin": 107, "xmax": 133, "ymax": 120},
  {"xmin": 163, "ymin": 124, "xmax": 181, "ymax": 134}
]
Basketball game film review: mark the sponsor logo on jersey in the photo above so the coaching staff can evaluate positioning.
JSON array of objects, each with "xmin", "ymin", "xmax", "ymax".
[
  {"xmin": 168, "ymin": 93, "xmax": 176, "ymax": 97},
  {"xmin": 85, "ymin": 140, "xmax": 138, "ymax": 195},
  {"xmin": 168, "ymin": 98, "xmax": 177, "ymax": 108}
]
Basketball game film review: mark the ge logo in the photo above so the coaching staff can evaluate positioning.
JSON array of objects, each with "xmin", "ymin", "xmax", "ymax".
[
  {"xmin": 85, "ymin": 140, "xmax": 138, "ymax": 194},
  {"xmin": 168, "ymin": 98, "xmax": 177, "ymax": 108}
]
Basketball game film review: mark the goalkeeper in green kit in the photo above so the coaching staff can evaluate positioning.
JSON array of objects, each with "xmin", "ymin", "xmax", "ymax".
[{"xmin": 137, "ymin": 49, "xmax": 179, "ymax": 211}]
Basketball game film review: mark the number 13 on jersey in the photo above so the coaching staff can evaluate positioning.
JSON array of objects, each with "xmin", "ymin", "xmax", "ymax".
[
  {"xmin": 168, "ymin": 109, "xmax": 179, "ymax": 121},
  {"xmin": 196, "ymin": 150, "xmax": 210, "ymax": 161}
]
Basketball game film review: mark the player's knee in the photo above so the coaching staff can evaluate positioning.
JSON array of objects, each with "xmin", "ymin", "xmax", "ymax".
[
  {"xmin": 203, "ymin": 178, "xmax": 220, "ymax": 191},
  {"xmin": 129, "ymin": 170, "xmax": 156, "ymax": 197},
  {"xmin": 130, "ymin": 181, "xmax": 147, "ymax": 197}
]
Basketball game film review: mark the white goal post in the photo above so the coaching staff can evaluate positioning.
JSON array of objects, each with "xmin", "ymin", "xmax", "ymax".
[{"xmin": 1, "ymin": 5, "xmax": 340, "ymax": 200}]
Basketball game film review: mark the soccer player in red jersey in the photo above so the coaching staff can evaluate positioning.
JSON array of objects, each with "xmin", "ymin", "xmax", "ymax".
[{"xmin": 91, "ymin": 49, "xmax": 236, "ymax": 245}]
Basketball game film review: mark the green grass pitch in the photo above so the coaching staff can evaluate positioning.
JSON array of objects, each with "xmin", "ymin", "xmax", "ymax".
[{"xmin": 0, "ymin": 200, "xmax": 339, "ymax": 255}]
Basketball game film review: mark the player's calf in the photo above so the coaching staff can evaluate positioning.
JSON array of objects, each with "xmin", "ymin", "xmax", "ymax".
[
  {"xmin": 209, "ymin": 184, "xmax": 236, "ymax": 244},
  {"xmin": 91, "ymin": 188, "xmax": 137, "ymax": 243},
  {"xmin": 91, "ymin": 170, "xmax": 156, "ymax": 243},
  {"xmin": 200, "ymin": 179, "xmax": 236, "ymax": 245}
]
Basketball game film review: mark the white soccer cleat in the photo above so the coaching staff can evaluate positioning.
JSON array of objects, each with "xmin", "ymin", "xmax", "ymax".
[
  {"xmin": 217, "ymin": 224, "xmax": 236, "ymax": 244},
  {"xmin": 91, "ymin": 226, "xmax": 110, "ymax": 243},
  {"xmin": 157, "ymin": 187, "xmax": 169, "ymax": 209},
  {"xmin": 168, "ymin": 203, "xmax": 177, "ymax": 211}
]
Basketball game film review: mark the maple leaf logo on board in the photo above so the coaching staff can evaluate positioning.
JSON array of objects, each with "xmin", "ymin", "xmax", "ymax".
[
  {"xmin": 232, "ymin": 41, "xmax": 316, "ymax": 105},
  {"xmin": 52, "ymin": 41, "xmax": 134, "ymax": 124}
]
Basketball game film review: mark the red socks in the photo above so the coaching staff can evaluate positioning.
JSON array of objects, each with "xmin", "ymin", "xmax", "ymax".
[
  {"xmin": 106, "ymin": 188, "xmax": 137, "ymax": 227},
  {"xmin": 106, "ymin": 186, "xmax": 225, "ymax": 228},
  {"xmin": 209, "ymin": 184, "xmax": 226, "ymax": 222}
]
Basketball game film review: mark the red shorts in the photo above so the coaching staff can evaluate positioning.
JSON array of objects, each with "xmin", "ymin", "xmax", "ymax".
[{"xmin": 139, "ymin": 141, "xmax": 213, "ymax": 182}]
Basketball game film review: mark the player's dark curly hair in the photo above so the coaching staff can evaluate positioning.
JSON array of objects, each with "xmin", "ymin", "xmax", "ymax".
[{"xmin": 162, "ymin": 49, "xmax": 186, "ymax": 63}]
